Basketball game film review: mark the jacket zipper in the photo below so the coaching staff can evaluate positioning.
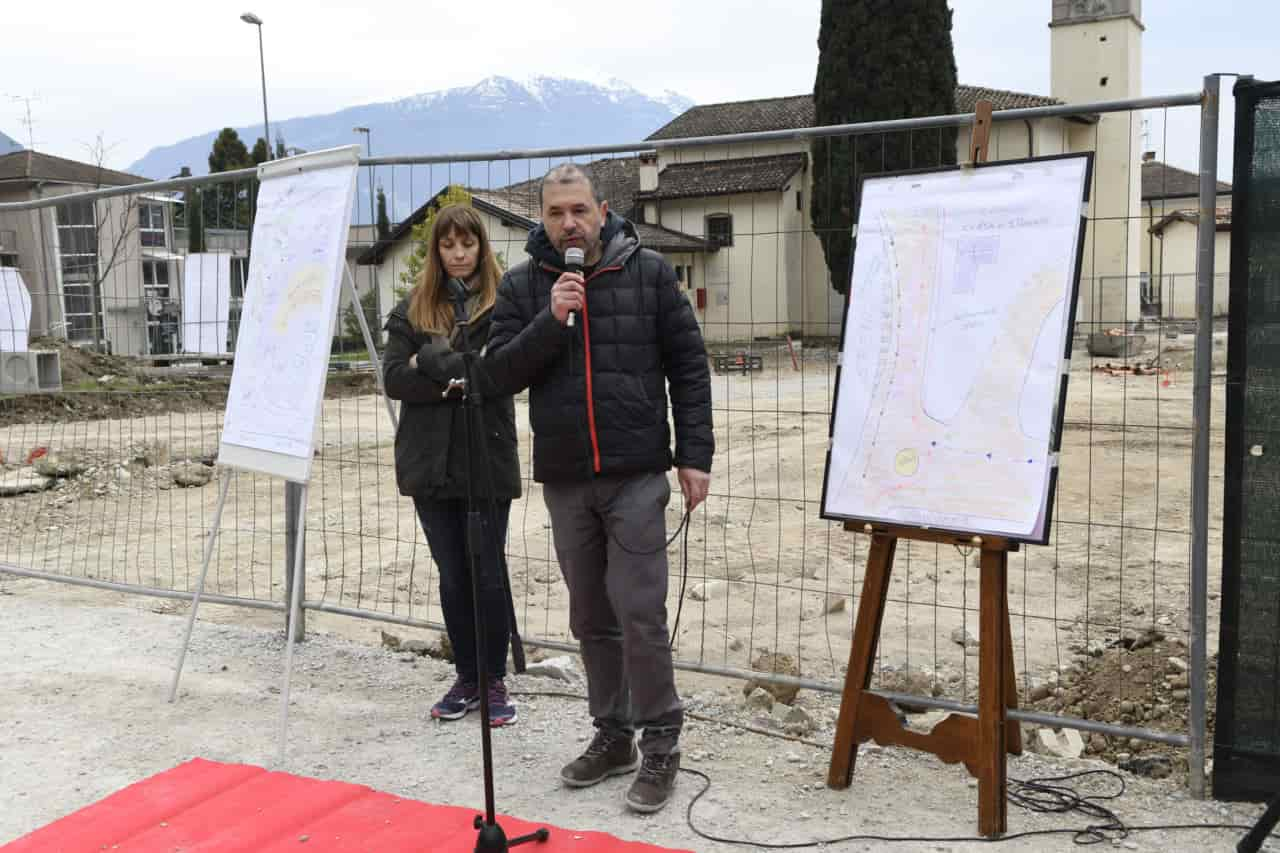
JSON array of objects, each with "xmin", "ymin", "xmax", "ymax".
[
  {"xmin": 544, "ymin": 260, "xmax": 622, "ymax": 475},
  {"xmin": 580, "ymin": 265, "xmax": 622, "ymax": 474}
]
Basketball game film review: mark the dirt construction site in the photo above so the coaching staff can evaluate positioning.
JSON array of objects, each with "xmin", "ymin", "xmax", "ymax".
[{"xmin": 2, "ymin": 325, "xmax": 1270, "ymax": 851}]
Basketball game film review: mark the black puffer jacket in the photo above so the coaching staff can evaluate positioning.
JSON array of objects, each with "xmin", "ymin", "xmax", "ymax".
[
  {"xmin": 479, "ymin": 213, "xmax": 714, "ymax": 484},
  {"xmin": 382, "ymin": 295, "xmax": 521, "ymax": 500}
]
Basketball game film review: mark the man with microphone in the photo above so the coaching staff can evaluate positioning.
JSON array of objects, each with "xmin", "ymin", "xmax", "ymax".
[{"xmin": 430, "ymin": 163, "xmax": 713, "ymax": 813}]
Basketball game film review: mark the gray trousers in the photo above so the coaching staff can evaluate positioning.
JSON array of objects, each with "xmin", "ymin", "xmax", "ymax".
[{"xmin": 543, "ymin": 471, "xmax": 683, "ymax": 754}]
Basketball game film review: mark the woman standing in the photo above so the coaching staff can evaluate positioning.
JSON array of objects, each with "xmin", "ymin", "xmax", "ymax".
[{"xmin": 382, "ymin": 204, "xmax": 520, "ymax": 726}]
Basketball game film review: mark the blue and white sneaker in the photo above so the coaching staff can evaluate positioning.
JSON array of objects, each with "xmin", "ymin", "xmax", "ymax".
[
  {"xmin": 431, "ymin": 678, "xmax": 480, "ymax": 720},
  {"xmin": 487, "ymin": 679, "xmax": 518, "ymax": 727}
]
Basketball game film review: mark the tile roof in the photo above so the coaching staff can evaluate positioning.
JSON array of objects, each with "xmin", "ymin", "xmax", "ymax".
[
  {"xmin": 353, "ymin": 185, "xmax": 537, "ymax": 266},
  {"xmin": 954, "ymin": 85, "xmax": 1061, "ymax": 112},
  {"xmin": 634, "ymin": 223, "xmax": 710, "ymax": 253},
  {"xmin": 1149, "ymin": 207, "xmax": 1232, "ymax": 233},
  {"xmin": 648, "ymin": 95, "xmax": 815, "ymax": 141},
  {"xmin": 646, "ymin": 85, "xmax": 1068, "ymax": 140},
  {"xmin": 0, "ymin": 150, "xmax": 148, "ymax": 187},
  {"xmin": 471, "ymin": 177, "xmax": 711, "ymax": 250},
  {"xmin": 1141, "ymin": 160, "xmax": 1232, "ymax": 200},
  {"xmin": 357, "ymin": 160, "xmax": 711, "ymax": 265},
  {"xmin": 467, "ymin": 187, "xmax": 540, "ymax": 222},
  {"xmin": 484, "ymin": 155, "xmax": 648, "ymax": 220},
  {"xmin": 637, "ymin": 153, "xmax": 807, "ymax": 201}
]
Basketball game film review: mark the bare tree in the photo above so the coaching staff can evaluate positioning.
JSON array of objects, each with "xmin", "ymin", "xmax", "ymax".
[{"xmin": 72, "ymin": 134, "xmax": 140, "ymax": 349}]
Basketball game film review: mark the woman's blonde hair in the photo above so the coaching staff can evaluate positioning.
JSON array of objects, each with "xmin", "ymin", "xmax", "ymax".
[{"xmin": 407, "ymin": 204, "xmax": 502, "ymax": 335}]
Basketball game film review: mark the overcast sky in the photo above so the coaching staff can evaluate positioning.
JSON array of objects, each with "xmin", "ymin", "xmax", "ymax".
[{"xmin": 3, "ymin": 0, "xmax": 1274, "ymax": 174}]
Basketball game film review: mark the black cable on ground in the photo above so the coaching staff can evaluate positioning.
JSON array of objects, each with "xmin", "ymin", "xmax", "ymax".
[
  {"xmin": 511, "ymin": 688, "xmax": 1255, "ymax": 848},
  {"xmin": 508, "ymin": 493, "xmax": 1255, "ymax": 849},
  {"xmin": 680, "ymin": 763, "xmax": 1249, "ymax": 845}
]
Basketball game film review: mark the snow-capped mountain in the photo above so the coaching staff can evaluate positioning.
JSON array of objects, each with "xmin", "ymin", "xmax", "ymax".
[{"xmin": 127, "ymin": 76, "xmax": 694, "ymax": 221}]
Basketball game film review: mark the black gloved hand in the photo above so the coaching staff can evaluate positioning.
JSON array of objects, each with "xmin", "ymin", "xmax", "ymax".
[{"xmin": 414, "ymin": 335, "xmax": 455, "ymax": 381}]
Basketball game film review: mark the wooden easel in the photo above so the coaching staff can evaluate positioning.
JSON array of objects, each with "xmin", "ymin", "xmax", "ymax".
[
  {"xmin": 826, "ymin": 524, "xmax": 1021, "ymax": 837},
  {"xmin": 825, "ymin": 101, "xmax": 1024, "ymax": 839}
]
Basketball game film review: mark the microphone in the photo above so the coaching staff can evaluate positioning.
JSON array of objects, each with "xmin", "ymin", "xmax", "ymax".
[{"xmin": 564, "ymin": 247, "xmax": 584, "ymax": 328}]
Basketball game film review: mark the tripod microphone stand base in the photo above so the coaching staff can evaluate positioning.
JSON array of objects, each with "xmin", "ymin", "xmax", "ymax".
[
  {"xmin": 446, "ymin": 304, "xmax": 550, "ymax": 853},
  {"xmin": 474, "ymin": 815, "xmax": 550, "ymax": 851}
]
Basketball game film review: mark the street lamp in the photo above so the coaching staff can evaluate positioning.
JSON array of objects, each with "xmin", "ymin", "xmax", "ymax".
[
  {"xmin": 353, "ymin": 126, "xmax": 375, "ymax": 233},
  {"xmin": 241, "ymin": 12, "xmax": 271, "ymax": 159},
  {"xmin": 353, "ymin": 126, "xmax": 381, "ymax": 336}
]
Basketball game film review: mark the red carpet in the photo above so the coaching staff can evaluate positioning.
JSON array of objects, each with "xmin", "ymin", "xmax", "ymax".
[{"xmin": 3, "ymin": 758, "xmax": 692, "ymax": 852}]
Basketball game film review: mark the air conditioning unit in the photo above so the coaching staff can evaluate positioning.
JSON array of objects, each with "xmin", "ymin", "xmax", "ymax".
[{"xmin": 0, "ymin": 350, "xmax": 61, "ymax": 394}]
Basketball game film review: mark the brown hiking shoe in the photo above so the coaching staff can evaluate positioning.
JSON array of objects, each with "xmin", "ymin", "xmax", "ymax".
[
  {"xmin": 560, "ymin": 728, "xmax": 639, "ymax": 788},
  {"xmin": 624, "ymin": 751, "xmax": 681, "ymax": 813}
]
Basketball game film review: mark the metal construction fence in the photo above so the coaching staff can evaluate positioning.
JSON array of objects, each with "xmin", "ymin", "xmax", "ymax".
[{"xmin": 0, "ymin": 80, "xmax": 1226, "ymax": 795}]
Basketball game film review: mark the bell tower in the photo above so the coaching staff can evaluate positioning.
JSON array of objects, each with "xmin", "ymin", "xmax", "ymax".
[{"xmin": 1051, "ymin": 0, "xmax": 1145, "ymax": 329}]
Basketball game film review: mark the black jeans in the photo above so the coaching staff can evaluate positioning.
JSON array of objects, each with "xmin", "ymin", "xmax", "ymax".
[{"xmin": 413, "ymin": 497, "xmax": 512, "ymax": 683}]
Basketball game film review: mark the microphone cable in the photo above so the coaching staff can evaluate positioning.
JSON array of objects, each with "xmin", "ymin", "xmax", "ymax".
[
  {"xmin": 557, "ymin": 254, "xmax": 696, "ymax": 650},
  {"xmin": 608, "ymin": 503, "xmax": 695, "ymax": 651}
]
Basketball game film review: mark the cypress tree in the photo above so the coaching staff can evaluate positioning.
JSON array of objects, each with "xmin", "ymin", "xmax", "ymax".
[
  {"xmin": 187, "ymin": 186, "xmax": 206, "ymax": 254},
  {"xmin": 208, "ymin": 128, "xmax": 252, "ymax": 173},
  {"xmin": 251, "ymin": 137, "xmax": 270, "ymax": 165},
  {"xmin": 811, "ymin": 0, "xmax": 959, "ymax": 294},
  {"xmin": 376, "ymin": 187, "xmax": 391, "ymax": 242},
  {"xmin": 205, "ymin": 128, "xmax": 255, "ymax": 229}
]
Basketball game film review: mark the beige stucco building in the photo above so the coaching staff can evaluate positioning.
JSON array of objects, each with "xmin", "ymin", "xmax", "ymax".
[
  {"xmin": 356, "ymin": 168, "xmax": 710, "ymax": 337},
  {"xmin": 632, "ymin": 0, "xmax": 1222, "ymax": 342},
  {"xmin": 631, "ymin": 0, "xmax": 1183, "ymax": 344},
  {"xmin": 1139, "ymin": 156, "xmax": 1233, "ymax": 319},
  {"xmin": 639, "ymin": 85, "xmax": 1097, "ymax": 343},
  {"xmin": 359, "ymin": 77, "xmax": 1116, "ymax": 348},
  {"xmin": 1049, "ymin": 0, "xmax": 1145, "ymax": 331}
]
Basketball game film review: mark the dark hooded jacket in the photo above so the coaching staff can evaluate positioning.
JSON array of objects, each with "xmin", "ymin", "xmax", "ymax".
[
  {"xmin": 432, "ymin": 212, "xmax": 714, "ymax": 483},
  {"xmin": 381, "ymin": 292, "xmax": 521, "ymax": 500}
]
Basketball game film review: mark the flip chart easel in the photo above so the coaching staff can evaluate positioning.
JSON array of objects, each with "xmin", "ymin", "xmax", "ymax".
[{"xmin": 166, "ymin": 146, "xmax": 399, "ymax": 764}]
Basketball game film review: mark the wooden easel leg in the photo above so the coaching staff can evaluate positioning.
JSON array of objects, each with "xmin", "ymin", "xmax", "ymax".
[
  {"xmin": 828, "ymin": 534, "xmax": 897, "ymax": 789},
  {"xmin": 1004, "ymin": 605, "xmax": 1022, "ymax": 756},
  {"xmin": 978, "ymin": 548, "xmax": 1009, "ymax": 837}
]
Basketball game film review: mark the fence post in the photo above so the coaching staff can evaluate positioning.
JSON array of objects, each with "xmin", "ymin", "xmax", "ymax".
[
  {"xmin": 1188, "ymin": 72, "xmax": 1221, "ymax": 800},
  {"xmin": 284, "ymin": 481, "xmax": 306, "ymax": 642}
]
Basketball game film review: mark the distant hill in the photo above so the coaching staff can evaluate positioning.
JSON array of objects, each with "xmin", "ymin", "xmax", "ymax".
[{"xmin": 0, "ymin": 130, "xmax": 24, "ymax": 155}]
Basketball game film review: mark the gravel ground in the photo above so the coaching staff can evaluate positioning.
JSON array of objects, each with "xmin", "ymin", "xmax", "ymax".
[{"xmin": 0, "ymin": 578, "xmax": 1271, "ymax": 853}]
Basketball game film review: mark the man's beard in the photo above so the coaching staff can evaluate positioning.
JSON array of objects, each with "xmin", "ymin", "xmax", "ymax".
[{"xmin": 560, "ymin": 235, "xmax": 599, "ymax": 258}]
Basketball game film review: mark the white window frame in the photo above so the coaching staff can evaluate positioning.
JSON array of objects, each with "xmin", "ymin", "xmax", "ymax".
[
  {"xmin": 56, "ymin": 199, "xmax": 102, "ymax": 343},
  {"xmin": 139, "ymin": 203, "xmax": 166, "ymax": 248}
]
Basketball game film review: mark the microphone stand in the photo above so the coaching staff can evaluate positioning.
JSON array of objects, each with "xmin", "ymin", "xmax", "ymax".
[
  {"xmin": 448, "ymin": 290, "xmax": 549, "ymax": 852},
  {"xmin": 1238, "ymin": 790, "xmax": 1280, "ymax": 853}
]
